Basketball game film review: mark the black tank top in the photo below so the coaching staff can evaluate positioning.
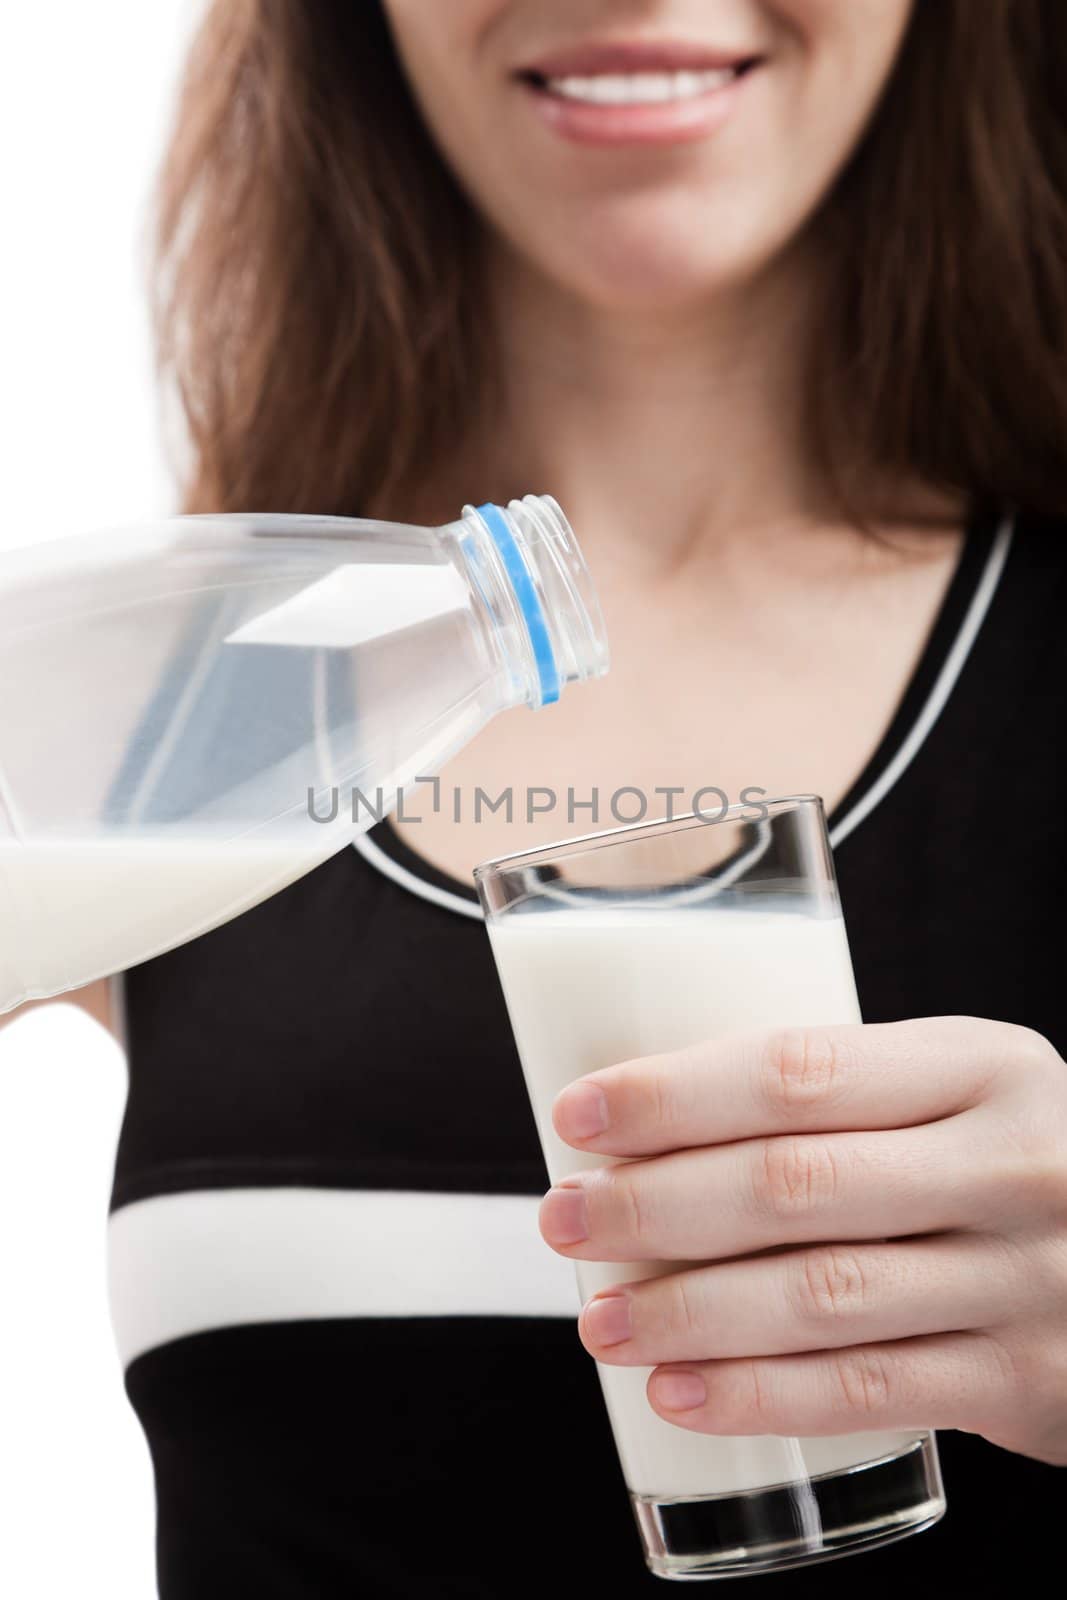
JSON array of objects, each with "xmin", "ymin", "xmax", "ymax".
[{"xmin": 110, "ymin": 509, "xmax": 1066, "ymax": 1598}]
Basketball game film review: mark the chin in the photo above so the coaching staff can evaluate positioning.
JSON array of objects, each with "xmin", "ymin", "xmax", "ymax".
[
  {"xmin": 505, "ymin": 181, "xmax": 787, "ymax": 313},
  {"xmin": 543, "ymin": 225, "xmax": 775, "ymax": 314}
]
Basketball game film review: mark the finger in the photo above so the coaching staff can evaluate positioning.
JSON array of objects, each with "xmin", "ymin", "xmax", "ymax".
[
  {"xmin": 644, "ymin": 1329, "xmax": 1021, "ymax": 1439},
  {"xmin": 551, "ymin": 1016, "xmax": 1016, "ymax": 1157},
  {"xmin": 539, "ymin": 1117, "xmax": 998, "ymax": 1261},
  {"xmin": 577, "ymin": 1234, "xmax": 1025, "ymax": 1367}
]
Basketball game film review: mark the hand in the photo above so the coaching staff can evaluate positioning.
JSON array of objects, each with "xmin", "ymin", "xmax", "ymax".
[{"xmin": 538, "ymin": 1017, "xmax": 1067, "ymax": 1465}]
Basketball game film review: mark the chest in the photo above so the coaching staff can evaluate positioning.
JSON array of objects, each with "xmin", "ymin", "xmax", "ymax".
[{"xmin": 392, "ymin": 533, "xmax": 964, "ymax": 880}]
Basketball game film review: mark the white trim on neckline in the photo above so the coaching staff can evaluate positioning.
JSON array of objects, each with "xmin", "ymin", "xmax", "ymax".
[
  {"xmin": 352, "ymin": 829, "xmax": 483, "ymax": 918},
  {"xmin": 353, "ymin": 516, "xmax": 1016, "ymax": 912},
  {"xmin": 829, "ymin": 515, "xmax": 1014, "ymax": 849}
]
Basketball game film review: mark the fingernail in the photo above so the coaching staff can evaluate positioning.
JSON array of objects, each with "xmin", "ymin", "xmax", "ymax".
[
  {"xmin": 583, "ymin": 1292, "xmax": 632, "ymax": 1347},
  {"xmin": 555, "ymin": 1081, "xmax": 610, "ymax": 1140},
  {"xmin": 540, "ymin": 1180, "xmax": 589, "ymax": 1245},
  {"xmin": 653, "ymin": 1371, "xmax": 707, "ymax": 1411}
]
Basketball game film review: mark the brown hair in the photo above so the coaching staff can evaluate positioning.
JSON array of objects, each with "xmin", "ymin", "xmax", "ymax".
[{"xmin": 155, "ymin": 0, "xmax": 1067, "ymax": 522}]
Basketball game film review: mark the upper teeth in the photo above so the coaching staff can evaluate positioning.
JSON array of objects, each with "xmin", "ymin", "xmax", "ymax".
[{"xmin": 545, "ymin": 68, "xmax": 738, "ymax": 105}]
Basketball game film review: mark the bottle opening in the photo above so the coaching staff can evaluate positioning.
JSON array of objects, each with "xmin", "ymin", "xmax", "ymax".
[{"xmin": 464, "ymin": 495, "xmax": 610, "ymax": 708}]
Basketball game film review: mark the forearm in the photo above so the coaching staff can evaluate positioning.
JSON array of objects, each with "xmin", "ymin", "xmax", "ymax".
[{"xmin": 0, "ymin": 978, "xmax": 114, "ymax": 1038}]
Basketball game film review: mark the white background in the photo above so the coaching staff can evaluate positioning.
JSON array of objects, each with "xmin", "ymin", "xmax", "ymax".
[{"xmin": 0, "ymin": 4, "xmax": 202, "ymax": 1593}]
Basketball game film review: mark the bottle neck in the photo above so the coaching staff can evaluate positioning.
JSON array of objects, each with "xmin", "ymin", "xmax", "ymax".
[{"xmin": 447, "ymin": 495, "xmax": 610, "ymax": 711}]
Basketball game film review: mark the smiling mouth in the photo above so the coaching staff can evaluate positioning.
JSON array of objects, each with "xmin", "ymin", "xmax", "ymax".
[{"xmin": 521, "ymin": 61, "xmax": 760, "ymax": 108}]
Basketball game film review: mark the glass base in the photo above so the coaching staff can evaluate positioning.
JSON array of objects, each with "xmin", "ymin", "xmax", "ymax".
[{"xmin": 632, "ymin": 1435, "xmax": 945, "ymax": 1582}]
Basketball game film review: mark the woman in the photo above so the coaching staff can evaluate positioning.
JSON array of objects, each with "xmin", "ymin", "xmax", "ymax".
[{"xmin": 11, "ymin": 0, "xmax": 1067, "ymax": 1593}]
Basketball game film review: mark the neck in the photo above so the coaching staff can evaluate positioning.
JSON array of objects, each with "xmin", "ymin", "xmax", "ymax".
[{"xmin": 466, "ymin": 235, "xmax": 833, "ymax": 580}]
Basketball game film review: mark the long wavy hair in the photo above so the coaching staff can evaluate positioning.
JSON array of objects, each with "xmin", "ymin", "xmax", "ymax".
[{"xmin": 154, "ymin": 0, "xmax": 1067, "ymax": 522}]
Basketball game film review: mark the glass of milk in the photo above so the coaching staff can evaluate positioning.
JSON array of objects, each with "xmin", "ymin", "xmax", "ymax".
[{"xmin": 475, "ymin": 795, "xmax": 945, "ymax": 1581}]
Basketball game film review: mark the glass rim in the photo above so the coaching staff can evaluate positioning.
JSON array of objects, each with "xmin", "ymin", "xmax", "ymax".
[{"xmin": 472, "ymin": 793, "xmax": 826, "ymax": 882}]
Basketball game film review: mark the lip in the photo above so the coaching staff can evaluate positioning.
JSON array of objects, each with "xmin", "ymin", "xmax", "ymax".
[{"xmin": 516, "ymin": 39, "xmax": 762, "ymax": 149}]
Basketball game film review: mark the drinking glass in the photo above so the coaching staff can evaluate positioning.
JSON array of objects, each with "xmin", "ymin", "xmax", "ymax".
[{"xmin": 475, "ymin": 796, "xmax": 945, "ymax": 1581}]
